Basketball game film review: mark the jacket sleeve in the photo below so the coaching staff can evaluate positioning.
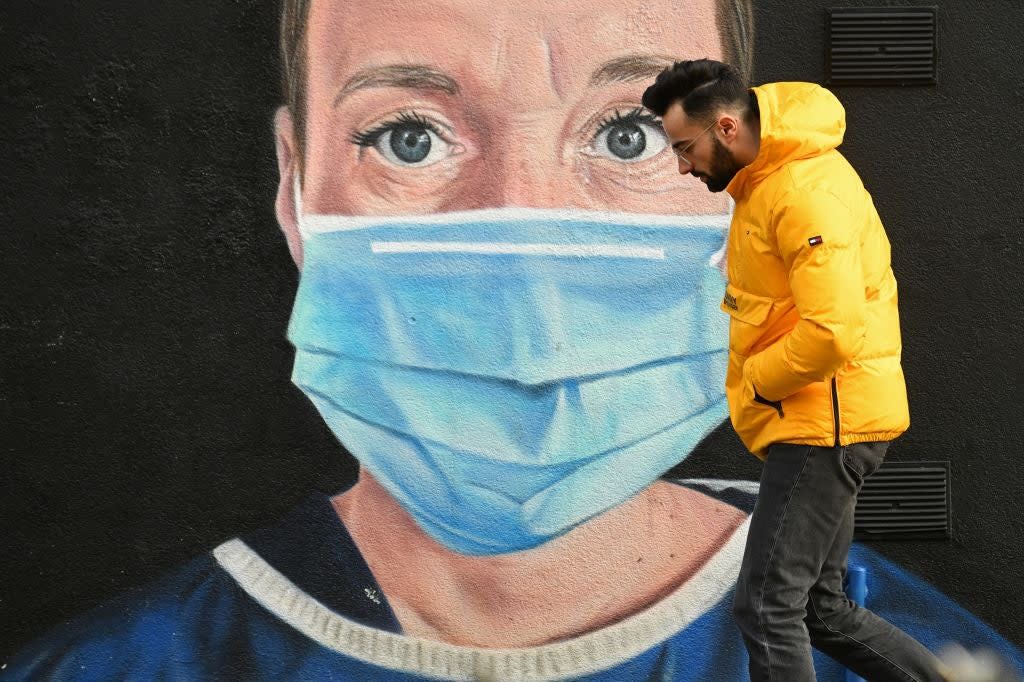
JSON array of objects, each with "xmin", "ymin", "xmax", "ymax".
[{"xmin": 743, "ymin": 189, "xmax": 867, "ymax": 402}]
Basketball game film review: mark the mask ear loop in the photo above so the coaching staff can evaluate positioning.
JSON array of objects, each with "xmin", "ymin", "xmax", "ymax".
[
  {"xmin": 707, "ymin": 195, "xmax": 734, "ymax": 276},
  {"xmin": 708, "ymin": 238, "xmax": 728, "ymax": 275},
  {"xmin": 292, "ymin": 173, "xmax": 314, "ymax": 244},
  {"xmin": 293, "ymin": 174, "xmax": 304, "ymax": 220}
]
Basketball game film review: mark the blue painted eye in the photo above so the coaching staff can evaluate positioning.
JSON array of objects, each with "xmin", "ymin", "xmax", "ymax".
[
  {"xmin": 351, "ymin": 112, "xmax": 458, "ymax": 167},
  {"xmin": 605, "ymin": 122, "xmax": 647, "ymax": 160},
  {"xmin": 389, "ymin": 123, "xmax": 432, "ymax": 164},
  {"xmin": 591, "ymin": 109, "xmax": 668, "ymax": 163}
]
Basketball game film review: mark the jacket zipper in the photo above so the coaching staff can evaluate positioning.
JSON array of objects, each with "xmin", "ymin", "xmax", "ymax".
[{"xmin": 831, "ymin": 377, "xmax": 840, "ymax": 447}]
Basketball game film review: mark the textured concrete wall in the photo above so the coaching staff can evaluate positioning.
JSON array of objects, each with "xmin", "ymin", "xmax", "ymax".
[{"xmin": 2, "ymin": 0, "xmax": 1022, "ymax": 660}]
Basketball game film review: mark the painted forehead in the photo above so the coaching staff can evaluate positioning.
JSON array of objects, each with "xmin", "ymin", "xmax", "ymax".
[{"xmin": 305, "ymin": 0, "xmax": 723, "ymax": 90}]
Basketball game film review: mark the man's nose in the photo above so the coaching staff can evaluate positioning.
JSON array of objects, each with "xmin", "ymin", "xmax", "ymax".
[{"xmin": 677, "ymin": 156, "xmax": 695, "ymax": 175}]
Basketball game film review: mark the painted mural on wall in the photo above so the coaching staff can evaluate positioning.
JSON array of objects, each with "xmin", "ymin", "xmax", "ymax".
[{"xmin": 4, "ymin": 0, "xmax": 1022, "ymax": 680}]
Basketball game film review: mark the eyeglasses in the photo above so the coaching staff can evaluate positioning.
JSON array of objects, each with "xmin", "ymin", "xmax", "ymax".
[{"xmin": 672, "ymin": 120, "xmax": 719, "ymax": 167}]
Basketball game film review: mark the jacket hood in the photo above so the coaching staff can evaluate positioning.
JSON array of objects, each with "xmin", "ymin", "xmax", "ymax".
[{"xmin": 726, "ymin": 82, "xmax": 846, "ymax": 199}]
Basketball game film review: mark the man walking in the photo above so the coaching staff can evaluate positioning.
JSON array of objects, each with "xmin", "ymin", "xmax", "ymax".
[{"xmin": 643, "ymin": 59, "xmax": 945, "ymax": 681}]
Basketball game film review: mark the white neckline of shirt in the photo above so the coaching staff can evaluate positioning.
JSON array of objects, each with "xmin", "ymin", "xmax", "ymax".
[{"xmin": 213, "ymin": 500, "xmax": 751, "ymax": 681}]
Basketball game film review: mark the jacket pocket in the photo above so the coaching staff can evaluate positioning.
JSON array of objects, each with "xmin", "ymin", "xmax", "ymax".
[
  {"xmin": 720, "ymin": 283, "xmax": 774, "ymax": 357},
  {"xmin": 752, "ymin": 382, "xmax": 785, "ymax": 418}
]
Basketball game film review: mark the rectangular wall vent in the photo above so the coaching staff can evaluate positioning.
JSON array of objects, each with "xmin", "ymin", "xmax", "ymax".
[
  {"xmin": 854, "ymin": 460, "xmax": 950, "ymax": 540},
  {"xmin": 828, "ymin": 7, "xmax": 938, "ymax": 85}
]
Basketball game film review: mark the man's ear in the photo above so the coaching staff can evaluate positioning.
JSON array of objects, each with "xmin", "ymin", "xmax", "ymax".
[
  {"xmin": 718, "ymin": 113, "xmax": 741, "ymax": 143},
  {"xmin": 274, "ymin": 106, "xmax": 303, "ymax": 269}
]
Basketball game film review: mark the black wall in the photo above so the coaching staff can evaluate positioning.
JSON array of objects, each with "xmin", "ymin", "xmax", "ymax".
[
  {"xmin": 2, "ymin": 0, "xmax": 1022, "ymax": 658},
  {"xmin": 686, "ymin": 0, "xmax": 1024, "ymax": 649}
]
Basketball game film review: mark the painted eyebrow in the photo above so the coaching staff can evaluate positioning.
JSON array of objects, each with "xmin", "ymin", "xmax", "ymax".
[
  {"xmin": 589, "ymin": 54, "xmax": 676, "ymax": 87},
  {"xmin": 334, "ymin": 64, "xmax": 460, "ymax": 107}
]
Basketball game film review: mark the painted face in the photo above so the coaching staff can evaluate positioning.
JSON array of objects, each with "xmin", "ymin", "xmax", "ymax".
[
  {"xmin": 299, "ymin": 0, "xmax": 729, "ymax": 216},
  {"xmin": 281, "ymin": 0, "xmax": 736, "ymax": 556}
]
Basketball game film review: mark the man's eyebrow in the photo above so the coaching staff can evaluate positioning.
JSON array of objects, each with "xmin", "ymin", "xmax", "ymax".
[
  {"xmin": 334, "ymin": 64, "xmax": 460, "ymax": 107},
  {"xmin": 589, "ymin": 54, "xmax": 675, "ymax": 87}
]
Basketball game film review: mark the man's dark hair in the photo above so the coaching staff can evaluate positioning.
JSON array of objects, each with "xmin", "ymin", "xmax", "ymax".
[{"xmin": 641, "ymin": 59, "xmax": 753, "ymax": 124}]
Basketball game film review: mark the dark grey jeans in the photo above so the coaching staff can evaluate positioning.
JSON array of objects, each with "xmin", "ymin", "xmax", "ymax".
[{"xmin": 733, "ymin": 442, "xmax": 944, "ymax": 682}]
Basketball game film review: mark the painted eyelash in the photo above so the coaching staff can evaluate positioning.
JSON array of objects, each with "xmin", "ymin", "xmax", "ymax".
[
  {"xmin": 594, "ymin": 107, "xmax": 661, "ymax": 134},
  {"xmin": 349, "ymin": 111, "xmax": 444, "ymax": 147}
]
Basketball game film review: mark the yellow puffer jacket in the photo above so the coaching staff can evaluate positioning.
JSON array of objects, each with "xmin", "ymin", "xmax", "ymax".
[{"xmin": 723, "ymin": 82, "xmax": 909, "ymax": 459}]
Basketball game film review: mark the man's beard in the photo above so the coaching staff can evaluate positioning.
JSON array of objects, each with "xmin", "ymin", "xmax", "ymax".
[{"xmin": 697, "ymin": 136, "xmax": 744, "ymax": 193}]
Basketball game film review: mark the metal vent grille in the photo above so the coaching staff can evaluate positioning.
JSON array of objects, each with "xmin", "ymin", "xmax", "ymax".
[
  {"xmin": 828, "ymin": 7, "xmax": 938, "ymax": 85},
  {"xmin": 854, "ymin": 460, "xmax": 950, "ymax": 540}
]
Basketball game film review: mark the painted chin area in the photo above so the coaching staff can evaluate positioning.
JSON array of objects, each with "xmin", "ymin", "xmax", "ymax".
[{"xmin": 2, "ymin": 0, "xmax": 1024, "ymax": 671}]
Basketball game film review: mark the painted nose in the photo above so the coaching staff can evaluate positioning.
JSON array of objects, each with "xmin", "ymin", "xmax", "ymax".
[
  {"xmin": 472, "ymin": 141, "xmax": 570, "ymax": 209},
  {"xmin": 497, "ymin": 169, "xmax": 565, "ymax": 207},
  {"xmin": 435, "ymin": 143, "xmax": 575, "ymax": 212}
]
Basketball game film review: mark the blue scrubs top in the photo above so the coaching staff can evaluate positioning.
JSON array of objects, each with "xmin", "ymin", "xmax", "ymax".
[{"xmin": 4, "ymin": 480, "xmax": 1021, "ymax": 681}]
